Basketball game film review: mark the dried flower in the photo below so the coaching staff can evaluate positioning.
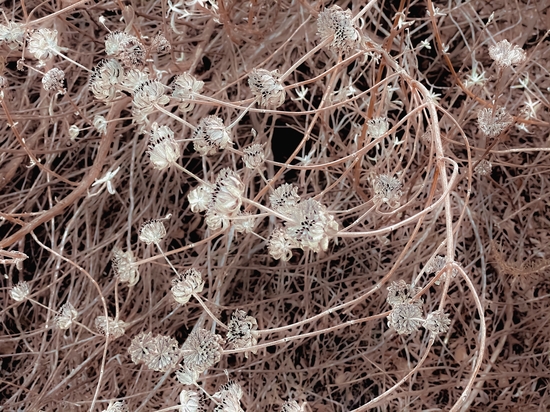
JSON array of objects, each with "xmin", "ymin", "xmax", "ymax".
[
  {"xmin": 93, "ymin": 115, "xmax": 108, "ymax": 135},
  {"xmin": 193, "ymin": 115, "xmax": 233, "ymax": 155},
  {"xmin": 180, "ymin": 389, "xmax": 206, "ymax": 412},
  {"xmin": 269, "ymin": 183, "xmax": 301, "ymax": 214},
  {"xmin": 424, "ymin": 255, "xmax": 446, "ymax": 274},
  {"xmin": 105, "ymin": 31, "xmax": 145, "ymax": 67},
  {"xmin": 317, "ymin": 5, "xmax": 360, "ymax": 53},
  {"xmin": 387, "ymin": 303, "xmax": 424, "ymax": 335},
  {"xmin": 386, "ymin": 280, "xmax": 422, "ymax": 308},
  {"xmin": 175, "ymin": 364, "xmax": 200, "ymax": 385},
  {"xmin": 121, "ymin": 69, "xmax": 150, "ymax": 92},
  {"xmin": 0, "ymin": 76, "xmax": 8, "ymax": 100},
  {"xmin": 102, "ymin": 401, "xmax": 129, "ymax": 412},
  {"xmin": 242, "ymin": 143, "xmax": 265, "ymax": 169},
  {"xmin": 232, "ymin": 212, "xmax": 256, "ymax": 234},
  {"xmin": 204, "ymin": 168, "xmax": 244, "ymax": 230},
  {"xmin": 181, "ymin": 328, "xmax": 225, "ymax": 373},
  {"xmin": 171, "ymin": 268, "xmax": 205, "ymax": 305},
  {"xmin": 139, "ymin": 219, "xmax": 167, "ymax": 245},
  {"xmin": 146, "ymin": 335, "xmax": 180, "ymax": 372},
  {"xmin": 55, "ymin": 302, "xmax": 78, "ymax": 330},
  {"xmin": 42, "ymin": 68, "xmax": 65, "ymax": 93},
  {"xmin": 112, "ymin": 247, "xmax": 139, "ymax": 286},
  {"xmin": 284, "ymin": 198, "xmax": 339, "ymax": 253},
  {"xmin": 90, "ymin": 59, "xmax": 124, "ymax": 102},
  {"xmin": 132, "ymin": 80, "xmax": 170, "ymax": 122},
  {"xmin": 475, "ymin": 159, "xmax": 492, "ymax": 176},
  {"xmin": 477, "ymin": 107, "xmax": 513, "ymax": 137},
  {"xmin": 188, "ymin": 184, "xmax": 214, "ymax": 213},
  {"xmin": 10, "ymin": 281, "xmax": 30, "ymax": 302},
  {"xmin": 268, "ymin": 227, "xmax": 296, "ymax": 261},
  {"xmin": 147, "ymin": 122, "xmax": 180, "ymax": 170},
  {"xmin": 27, "ymin": 28, "xmax": 60, "ymax": 65},
  {"xmin": 68, "ymin": 125, "xmax": 79, "ymax": 141},
  {"xmin": 213, "ymin": 381, "xmax": 244, "ymax": 412},
  {"xmin": 151, "ymin": 33, "xmax": 171, "ymax": 54},
  {"xmin": 0, "ymin": 21, "xmax": 25, "ymax": 49},
  {"xmin": 172, "ymin": 72, "xmax": 204, "ymax": 112},
  {"xmin": 226, "ymin": 310, "xmax": 259, "ymax": 357},
  {"xmin": 128, "ymin": 331, "xmax": 156, "ymax": 365},
  {"xmin": 423, "ymin": 310, "xmax": 451, "ymax": 335},
  {"xmin": 248, "ymin": 68, "xmax": 286, "ymax": 108},
  {"xmin": 282, "ymin": 400, "xmax": 305, "ymax": 412},
  {"xmin": 367, "ymin": 117, "xmax": 389, "ymax": 138},
  {"xmin": 95, "ymin": 316, "xmax": 127, "ymax": 339},
  {"xmin": 373, "ymin": 174, "xmax": 402, "ymax": 208},
  {"xmin": 489, "ymin": 40, "xmax": 526, "ymax": 68}
]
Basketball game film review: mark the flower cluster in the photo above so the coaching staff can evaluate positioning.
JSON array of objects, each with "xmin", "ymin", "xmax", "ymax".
[
  {"xmin": 489, "ymin": 40, "xmax": 526, "ymax": 68},
  {"xmin": 386, "ymin": 280, "xmax": 424, "ymax": 335},
  {"xmin": 112, "ymin": 247, "xmax": 140, "ymax": 286},
  {"xmin": 172, "ymin": 72, "xmax": 204, "ymax": 112},
  {"xmin": 27, "ymin": 28, "xmax": 60, "ymax": 66},
  {"xmin": 367, "ymin": 117, "xmax": 389, "ymax": 138},
  {"xmin": 90, "ymin": 59, "xmax": 125, "ymax": 102},
  {"xmin": 146, "ymin": 122, "xmax": 180, "ymax": 170},
  {"xmin": 188, "ymin": 168, "xmax": 244, "ymax": 231},
  {"xmin": 213, "ymin": 380, "xmax": 244, "ymax": 412},
  {"xmin": 128, "ymin": 332, "xmax": 180, "ymax": 372},
  {"xmin": 105, "ymin": 31, "xmax": 145, "ymax": 67},
  {"xmin": 423, "ymin": 310, "xmax": 451, "ymax": 336},
  {"xmin": 171, "ymin": 268, "xmax": 205, "ymax": 304},
  {"xmin": 0, "ymin": 21, "xmax": 25, "ymax": 50},
  {"xmin": 176, "ymin": 328, "xmax": 225, "ymax": 384},
  {"xmin": 477, "ymin": 106, "xmax": 513, "ymax": 137},
  {"xmin": 226, "ymin": 310, "xmax": 259, "ymax": 358},
  {"xmin": 317, "ymin": 5, "xmax": 360, "ymax": 53},
  {"xmin": 248, "ymin": 68, "xmax": 286, "ymax": 109},
  {"xmin": 268, "ymin": 185, "xmax": 339, "ymax": 260},
  {"xmin": 132, "ymin": 80, "xmax": 170, "ymax": 124},
  {"xmin": 54, "ymin": 302, "xmax": 78, "ymax": 330},
  {"xmin": 180, "ymin": 389, "xmax": 206, "ymax": 412},
  {"xmin": 95, "ymin": 316, "xmax": 128, "ymax": 339},
  {"xmin": 373, "ymin": 174, "xmax": 403, "ymax": 208},
  {"xmin": 42, "ymin": 68, "xmax": 65, "ymax": 94},
  {"xmin": 192, "ymin": 115, "xmax": 233, "ymax": 155}
]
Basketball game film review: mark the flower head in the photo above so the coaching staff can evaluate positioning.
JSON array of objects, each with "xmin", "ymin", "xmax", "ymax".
[
  {"xmin": 242, "ymin": 143, "xmax": 265, "ymax": 169},
  {"xmin": 188, "ymin": 183, "xmax": 214, "ymax": 213},
  {"xmin": 112, "ymin": 247, "xmax": 139, "ymax": 286},
  {"xmin": 423, "ymin": 310, "xmax": 451, "ymax": 335},
  {"xmin": 268, "ymin": 227, "xmax": 297, "ymax": 261},
  {"xmin": 132, "ymin": 80, "xmax": 170, "ymax": 123},
  {"xmin": 193, "ymin": 115, "xmax": 232, "ymax": 155},
  {"xmin": 139, "ymin": 218, "xmax": 167, "ymax": 245},
  {"xmin": 317, "ymin": 5, "xmax": 360, "ymax": 53},
  {"xmin": 270, "ymin": 183, "xmax": 301, "ymax": 214},
  {"xmin": 42, "ymin": 68, "xmax": 65, "ymax": 93},
  {"xmin": 248, "ymin": 68, "xmax": 286, "ymax": 108},
  {"xmin": 489, "ymin": 40, "xmax": 526, "ymax": 68},
  {"xmin": 387, "ymin": 303, "xmax": 424, "ymax": 335},
  {"xmin": 90, "ymin": 59, "xmax": 124, "ymax": 102},
  {"xmin": 105, "ymin": 31, "xmax": 145, "ymax": 67},
  {"xmin": 226, "ymin": 310, "xmax": 259, "ymax": 358},
  {"xmin": 55, "ymin": 302, "xmax": 78, "ymax": 330},
  {"xmin": 171, "ymin": 268, "xmax": 205, "ymax": 304},
  {"xmin": 10, "ymin": 281, "xmax": 30, "ymax": 302},
  {"xmin": 0, "ymin": 21, "xmax": 25, "ymax": 50},
  {"xmin": 373, "ymin": 174, "xmax": 402, "ymax": 208},
  {"xmin": 181, "ymin": 328, "xmax": 225, "ymax": 374},
  {"xmin": 147, "ymin": 122, "xmax": 180, "ymax": 170},
  {"xmin": 477, "ymin": 107, "xmax": 513, "ymax": 137},
  {"xmin": 27, "ymin": 28, "xmax": 60, "ymax": 65},
  {"xmin": 95, "ymin": 316, "xmax": 127, "ymax": 339},
  {"xmin": 172, "ymin": 72, "xmax": 204, "ymax": 112}
]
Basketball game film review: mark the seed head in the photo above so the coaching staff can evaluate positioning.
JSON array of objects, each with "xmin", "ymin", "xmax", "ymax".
[
  {"xmin": 193, "ymin": 115, "xmax": 233, "ymax": 155},
  {"xmin": 93, "ymin": 115, "xmax": 108, "ymax": 135},
  {"xmin": 10, "ymin": 281, "xmax": 30, "ymax": 302},
  {"xmin": 95, "ymin": 316, "xmax": 127, "ymax": 339},
  {"xmin": 105, "ymin": 31, "xmax": 145, "ymax": 67},
  {"xmin": 132, "ymin": 80, "xmax": 169, "ymax": 123},
  {"xmin": 477, "ymin": 107, "xmax": 513, "ymax": 137},
  {"xmin": 0, "ymin": 21, "xmax": 25, "ymax": 50},
  {"xmin": 188, "ymin": 183, "xmax": 214, "ymax": 213},
  {"xmin": 147, "ymin": 122, "xmax": 180, "ymax": 170},
  {"xmin": 112, "ymin": 247, "xmax": 140, "ymax": 286},
  {"xmin": 151, "ymin": 33, "xmax": 171, "ymax": 54},
  {"xmin": 139, "ymin": 219, "xmax": 167, "ymax": 245},
  {"xmin": 213, "ymin": 380, "xmax": 244, "ymax": 412},
  {"xmin": 102, "ymin": 401, "xmax": 129, "ymax": 412},
  {"xmin": 268, "ymin": 227, "xmax": 296, "ymax": 262},
  {"xmin": 55, "ymin": 302, "xmax": 78, "ymax": 330},
  {"xmin": 317, "ymin": 5, "xmax": 360, "ymax": 53},
  {"xmin": 42, "ymin": 68, "xmax": 65, "ymax": 94},
  {"xmin": 386, "ymin": 280, "xmax": 422, "ymax": 309},
  {"xmin": 387, "ymin": 303, "xmax": 424, "ymax": 335},
  {"xmin": 27, "ymin": 28, "xmax": 60, "ymax": 65},
  {"xmin": 489, "ymin": 40, "xmax": 526, "ymax": 68},
  {"xmin": 367, "ymin": 117, "xmax": 389, "ymax": 138},
  {"xmin": 90, "ymin": 59, "xmax": 124, "ymax": 102},
  {"xmin": 180, "ymin": 389, "xmax": 206, "ymax": 412},
  {"xmin": 423, "ymin": 310, "xmax": 451, "ymax": 335},
  {"xmin": 373, "ymin": 174, "xmax": 402, "ymax": 208},
  {"xmin": 172, "ymin": 72, "xmax": 204, "ymax": 112},
  {"xmin": 269, "ymin": 183, "xmax": 301, "ymax": 214},
  {"xmin": 475, "ymin": 159, "xmax": 492, "ymax": 176},
  {"xmin": 226, "ymin": 309, "xmax": 259, "ymax": 358},
  {"xmin": 181, "ymin": 328, "xmax": 225, "ymax": 374},
  {"xmin": 171, "ymin": 268, "xmax": 205, "ymax": 305},
  {"xmin": 248, "ymin": 68, "xmax": 286, "ymax": 109},
  {"xmin": 242, "ymin": 143, "xmax": 265, "ymax": 169}
]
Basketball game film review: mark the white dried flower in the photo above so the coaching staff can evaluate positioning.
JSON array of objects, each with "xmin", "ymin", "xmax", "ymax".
[
  {"xmin": 90, "ymin": 59, "xmax": 125, "ymax": 102},
  {"xmin": 145, "ymin": 334, "xmax": 180, "ymax": 372},
  {"xmin": 232, "ymin": 212, "xmax": 256, "ymax": 234},
  {"xmin": 181, "ymin": 328, "xmax": 225, "ymax": 373},
  {"xmin": 242, "ymin": 143, "xmax": 265, "ymax": 169},
  {"xmin": 367, "ymin": 117, "xmax": 389, "ymax": 138},
  {"xmin": 193, "ymin": 115, "xmax": 232, "ymax": 155},
  {"xmin": 91, "ymin": 167, "xmax": 121, "ymax": 196},
  {"xmin": 373, "ymin": 174, "xmax": 402, "ymax": 208},
  {"xmin": 171, "ymin": 268, "xmax": 205, "ymax": 305},
  {"xmin": 105, "ymin": 31, "xmax": 145, "ymax": 67},
  {"xmin": 128, "ymin": 331, "xmax": 156, "ymax": 365},
  {"xmin": 175, "ymin": 364, "xmax": 200, "ymax": 385},
  {"xmin": 0, "ymin": 76, "xmax": 8, "ymax": 100},
  {"xmin": 42, "ymin": 68, "xmax": 65, "ymax": 93},
  {"xmin": 386, "ymin": 280, "xmax": 422, "ymax": 309},
  {"xmin": 317, "ymin": 5, "xmax": 360, "ymax": 53},
  {"xmin": 226, "ymin": 310, "xmax": 259, "ymax": 358},
  {"xmin": 10, "ymin": 281, "xmax": 30, "ymax": 302},
  {"xmin": 213, "ymin": 381, "xmax": 244, "ymax": 412},
  {"xmin": 93, "ymin": 115, "xmax": 108, "ymax": 135},
  {"xmin": 27, "ymin": 28, "xmax": 60, "ymax": 65},
  {"xmin": 205, "ymin": 168, "xmax": 244, "ymax": 230},
  {"xmin": 132, "ymin": 80, "xmax": 170, "ymax": 122},
  {"xmin": 188, "ymin": 184, "xmax": 214, "ymax": 213},
  {"xmin": 475, "ymin": 159, "xmax": 492, "ymax": 176},
  {"xmin": 477, "ymin": 107, "xmax": 513, "ymax": 137},
  {"xmin": 180, "ymin": 389, "xmax": 204, "ymax": 412},
  {"xmin": 151, "ymin": 33, "xmax": 171, "ymax": 54},
  {"xmin": 121, "ymin": 69, "xmax": 150, "ymax": 92},
  {"xmin": 270, "ymin": 183, "xmax": 301, "ymax": 214},
  {"xmin": 172, "ymin": 72, "xmax": 204, "ymax": 112},
  {"xmin": 95, "ymin": 316, "xmax": 127, "ymax": 339},
  {"xmin": 423, "ymin": 310, "xmax": 451, "ymax": 335},
  {"xmin": 248, "ymin": 68, "xmax": 286, "ymax": 108},
  {"xmin": 268, "ymin": 227, "xmax": 296, "ymax": 261},
  {"xmin": 387, "ymin": 303, "xmax": 424, "ymax": 335},
  {"xmin": 112, "ymin": 247, "xmax": 139, "ymax": 286},
  {"xmin": 424, "ymin": 255, "xmax": 446, "ymax": 274},
  {"xmin": 68, "ymin": 125, "xmax": 79, "ymax": 140},
  {"xmin": 55, "ymin": 302, "xmax": 78, "ymax": 330},
  {"xmin": 139, "ymin": 219, "xmax": 167, "ymax": 245},
  {"xmin": 147, "ymin": 122, "xmax": 180, "ymax": 170},
  {"xmin": 0, "ymin": 21, "xmax": 25, "ymax": 49},
  {"xmin": 282, "ymin": 400, "xmax": 305, "ymax": 412},
  {"xmin": 284, "ymin": 198, "xmax": 339, "ymax": 253},
  {"xmin": 102, "ymin": 401, "xmax": 129, "ymax": 412},
  {"xmin": 489, "ymin": 40, "xmax": 526, "ymax": 68}
]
